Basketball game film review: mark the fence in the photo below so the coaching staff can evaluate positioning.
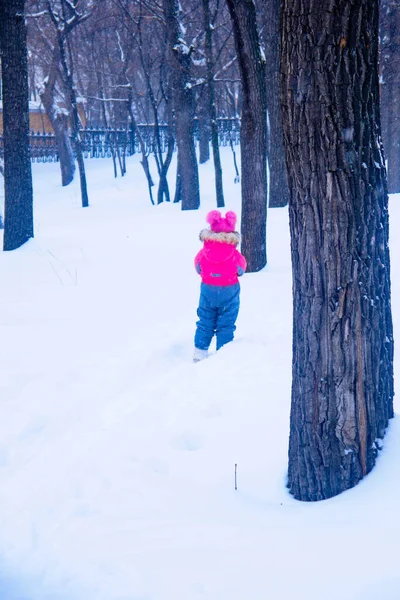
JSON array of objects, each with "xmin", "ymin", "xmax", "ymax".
[{"xmin": 0, "ymin": 118, "xmax": 241, "ymax": 163}]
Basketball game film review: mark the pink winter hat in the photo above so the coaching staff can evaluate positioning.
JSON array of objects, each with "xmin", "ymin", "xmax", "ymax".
[{"xmin": 206, "ymin": 210, "xmax": 237, "ymax": 233}]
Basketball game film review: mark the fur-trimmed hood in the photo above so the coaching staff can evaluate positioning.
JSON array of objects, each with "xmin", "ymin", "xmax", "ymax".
[{"xmin": 199, "ymin": 229, "xmax": 241, "ymax": 246}]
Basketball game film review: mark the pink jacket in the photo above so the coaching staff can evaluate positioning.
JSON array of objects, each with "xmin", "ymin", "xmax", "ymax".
[{"xmin": 194, "ymin": 229, "xmax": 247, "ymax": 286}]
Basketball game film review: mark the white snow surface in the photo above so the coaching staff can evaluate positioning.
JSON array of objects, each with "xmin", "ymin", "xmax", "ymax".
[{"xmin": 0, "ymin": 149, "xmax": 399, "ymax": 600}]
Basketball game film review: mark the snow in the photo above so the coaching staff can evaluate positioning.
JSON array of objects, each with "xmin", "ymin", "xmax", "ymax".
[
  {"xmin": 0, "ymin": 150, "xmax": 399, "ymax": 600},
  {"xmin": 174, "ymin": 40, "xmax": 190, "ymax": 55}
]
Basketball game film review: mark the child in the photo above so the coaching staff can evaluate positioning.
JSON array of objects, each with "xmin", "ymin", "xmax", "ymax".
[{"xmin": 193, "ymin": 210, "xmax": 247, "ymax": 362}]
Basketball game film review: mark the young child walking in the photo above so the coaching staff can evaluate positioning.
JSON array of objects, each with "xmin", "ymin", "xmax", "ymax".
[{"xmin": 193, "ymin": 210, "xmax": 247, "ymax": 362}]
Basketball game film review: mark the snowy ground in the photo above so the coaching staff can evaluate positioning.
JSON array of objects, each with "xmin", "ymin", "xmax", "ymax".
[{"xmin": 0, "ymin": 149, "xmax": 399, "ymax": 600}]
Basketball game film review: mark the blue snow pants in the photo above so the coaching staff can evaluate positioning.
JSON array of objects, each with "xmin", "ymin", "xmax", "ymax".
[{"xmin": 194, "ymin": 283, "xmax": 241, "ymax": 351}]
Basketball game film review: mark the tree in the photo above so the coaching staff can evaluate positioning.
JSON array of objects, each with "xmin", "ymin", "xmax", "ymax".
[
  {"xmin": 27, "ymin": 0, "xmax": 76, "ymax": 186},
  {"xmin": 281, "ymin": 0, "xmax": 394, "ymax": 501},
  {"xmin": 263, "ymin": 0, "xmax": 288, "ymax": 208},
  {"xmin": 0, "ymin": 0, "xmax": 34, "ymax": 251},
  {"xmin": 163, "ymin": 0, "xmax": 200, "ymax": 210},
  {"xmin": 380, "ymin": 0, "xmax": 400, "ymax": 194},
  {"xmin": 226, "ymin": 0, "xmax": 267, "ymax": 272},
  {"xmin": 46, "ymin": 0, "xmax": 92, "ymax": 208},
  {"xmin": 133, "ymin": 0, "xmax": 175, "ymax": 204},
  {"xmin": 27, "ymin": 0, "xmax": 93, "ymax": 205}
]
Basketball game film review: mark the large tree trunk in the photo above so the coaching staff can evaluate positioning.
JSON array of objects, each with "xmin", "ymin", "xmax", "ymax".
[
  {"xmin": 226, "ymin": 0, "xmax": 267, "ymax": 272},
  {"xmin": 380, "ymin": 0, "xmax": 400, "ymax": 194},
  {"xmin": 264, "ymin": 0, "xmax": 289, "ymax": 208},
  {"xmin": 281, "ymin": 0, "xmax": 394, "ymax": 501},
  {"xmin": 163, "ymin": 0, "xmax": 200, "ymax": 211},
  {"xmin": 0, "ymin": 0, "xmax": 34, "ymax": 251},
  {"xmin": 202, "ymin": 0, "xmax": 224, "ymax": 208}
]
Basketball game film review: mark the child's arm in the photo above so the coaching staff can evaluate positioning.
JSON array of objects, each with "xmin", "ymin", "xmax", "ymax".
[
  {"xmin": 194, "ymin": 250, "xmax": 203, "ymax": 274},
  {"xmin": 236, "ymin": 250, "xmax": 247, "ymax": 276}
]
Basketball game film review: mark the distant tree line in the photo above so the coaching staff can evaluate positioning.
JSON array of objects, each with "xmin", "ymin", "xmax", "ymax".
[{"xmin": 1, "ymin": 0, "xmax": 398, "ymax": 261}]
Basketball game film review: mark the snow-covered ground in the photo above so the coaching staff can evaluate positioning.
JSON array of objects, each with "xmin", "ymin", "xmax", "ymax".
[{"xmin": 0, "ymin": 149, "xmax": 399, "ymax": 600}]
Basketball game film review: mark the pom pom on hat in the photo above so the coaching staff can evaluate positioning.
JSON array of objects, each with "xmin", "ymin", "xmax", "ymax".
[
  {"xmin": 225, "ymin": 211, "xmax": 237, "ymax": 231},
  {"xmin": 206, "ymin": 210, "xmax": 237, "ymax": 233}
]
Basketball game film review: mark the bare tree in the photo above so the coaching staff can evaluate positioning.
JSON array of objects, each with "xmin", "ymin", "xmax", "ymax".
[
  {"xmin": 46, "ymin": 0, "xmax": 92, "ymax": 207},
  {"xmin": 27, "ymin": 0, "xmax": 75, "ymax": 185},
  {"xmin": 134, "ymin": 0, "xmax": 174, "ymax": 204},
  {"xmin": 27, "ymin": 0, "xmax": 93, "ymax": 205},
  {"xmin": 281, "ymin": 0, "xmax": 394, "ymax": 501}
]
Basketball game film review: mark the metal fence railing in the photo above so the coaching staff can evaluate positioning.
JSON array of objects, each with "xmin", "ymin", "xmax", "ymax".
[{"xmin": 0, "ymin": 118, "xmax": 241, "ymax": 163}]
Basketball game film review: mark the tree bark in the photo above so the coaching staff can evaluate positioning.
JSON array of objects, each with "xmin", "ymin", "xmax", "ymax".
[
  {"xmin": 264, "ymin": 0, "xmax": 289, "ymax": 208},
  {"xmin": 44, "ymin": 0, "xmax": 90, "ymax": 208},
  {"xmin": 174, "ymin": 152, "xmax": 182, "ymax": 203},
  {"xmin": 163, "ymin": 0, "xmax": 200, "ymax": 211},
  {"xmin": 380, "ymin": 0, "xmax": 400, "ymax": 194},
  {"xmin": 281, "ymin": 0, "xmax": 394, "ymax": 501},
  {"xmin": 0, "ymin": 0, "xmax": 34, "ymax": 251},
  {"xmin": 226, "ymin": 0, "xmax": 267, "ymax": 272}
]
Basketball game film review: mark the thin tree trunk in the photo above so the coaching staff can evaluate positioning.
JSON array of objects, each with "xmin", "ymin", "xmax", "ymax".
[
  {"xmin": 127, "ymin": 94, "xmax": 155, "ymax": 205},
  {"xmin": 264, "ymin": 0, "xmax": 289, "ymax": 208},
  {"xmin": 60, "ymin": 32, "xmax": 88, "ymax": 208},
  {"xmin": 0, "ymin": 0, "xmax": 34, "ymax": 251},
  {"xmin": 202, "ymin": 0, "xmax": 224, "ymax": 208},
  {"xmin": 281, "ymin": 0, "xmax": 394, "ymax": 501},
  {"xmin": 226, "ymin": 0, "xmax": 267, "ymax": 271},
  {"xmin": 157, "ymin": 99, "xmax": 175, "ymax": 204},
  {"xmin": 69, "ymin": 87, "xmax": 89, "ymax": 208},
  {"xmin": 115, "ymin": 131, "xmax": 125, "ymax": 177}
]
